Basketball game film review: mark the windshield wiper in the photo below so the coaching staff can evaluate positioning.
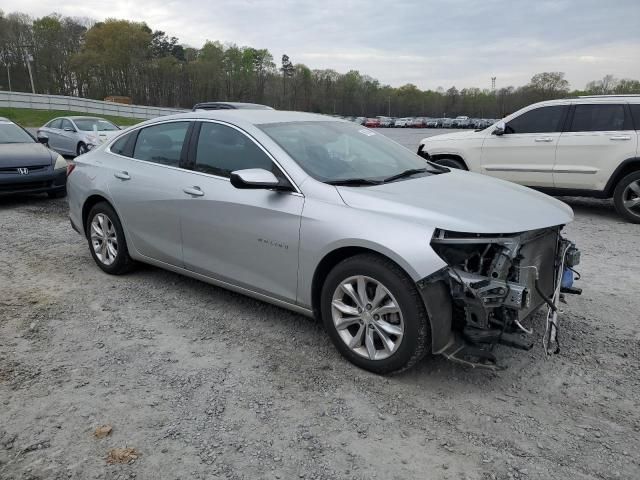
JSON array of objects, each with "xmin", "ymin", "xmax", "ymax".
[
  {"xmin": 325, "ymin": 178, "xmax": 383, "ymax": 186},
  {"xmin": 382, "ymin": 168, "xmax": 428, "ymax": 183}
]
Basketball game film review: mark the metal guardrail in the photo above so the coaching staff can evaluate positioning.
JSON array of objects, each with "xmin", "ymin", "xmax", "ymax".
[{"xmin": 0, "ymin": 91, "xmax": 187, "ymax": 119}]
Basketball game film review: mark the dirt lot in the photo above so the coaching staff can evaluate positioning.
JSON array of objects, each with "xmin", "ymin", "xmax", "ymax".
[{"xmin": 1, "ymin": 130, "xmax": 639, "ymax": 479}]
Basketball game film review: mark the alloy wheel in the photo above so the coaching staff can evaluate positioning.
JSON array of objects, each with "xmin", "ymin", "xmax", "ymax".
[
  {"xmin": 331, "ymin": 275, "xmax": 404, "ymax": 360},
  {"xmin": 90, "ymin": 213, "xmax": 118, "ymax": 266},
  {"xmin": 622, "ymin": 180, "xmax": 640, "ymax": 215}
]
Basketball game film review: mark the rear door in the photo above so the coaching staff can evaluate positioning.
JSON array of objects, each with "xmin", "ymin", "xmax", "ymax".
[
  {"xmin": 179, "ymin": 121, "xmax": 304, "ymax": 302},
  {"xmin": 480, "ymin": 104, "xmax": 568, "ymax": 187},
  {"xmin": 43, "ymin": 119, "xmax": 63, "ymax": 151},
  {"xmin": 555, "ymin": 103, "xmax": 637, "ymax": 191},
  {"xmin": 106, "ymin": 120, "xmax": 193, "ymax": 266}
]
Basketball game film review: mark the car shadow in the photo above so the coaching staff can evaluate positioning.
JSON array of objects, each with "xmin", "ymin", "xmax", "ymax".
[{"xmin": 556, "ymin": 196, "xmax": 621, "ymax": 222}]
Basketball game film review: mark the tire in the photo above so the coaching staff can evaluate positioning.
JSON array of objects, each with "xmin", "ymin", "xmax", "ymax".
[
  {"xmin": 320, "ymin": 253, "xmax": 431, "ymax": 374},
  {"xmin": 86, "ymin": 202, "xmax": 135, "ymax": 274},
  {"xmin": 47, "ymin": 188, "xmax": 67, "ymax": 199},
  {"xmin": 77, "ymin": 142, "xmax": 88, "ymax": 156},
  {"xmin": 613, "ymin": 171, "xmax": 640, "ymax": 223},
  {"xmin": 434, "ymin": 158, "xmax": 466, "ymax": 170}
]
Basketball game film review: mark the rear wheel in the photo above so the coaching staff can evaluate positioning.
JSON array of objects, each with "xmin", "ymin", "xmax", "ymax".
[
  {"xmin": 613, "ymin": 171, "xmax": 640, "ymax": 223},
  {"xmin": 86, "ymin": 202, "xmax": 134, "ymax": 274},
  {"xmin": 321, "ymin": 253, "xmax": 431, "ymax": 374},
  {"xmin": 434, "ymin": 157, "xmax": 466, "ymax": 170}
]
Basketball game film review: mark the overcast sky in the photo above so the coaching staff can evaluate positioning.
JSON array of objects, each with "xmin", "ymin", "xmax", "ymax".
[{"xmin": 3, "ymin": 0, "xmax": 640, "ymax": 90}]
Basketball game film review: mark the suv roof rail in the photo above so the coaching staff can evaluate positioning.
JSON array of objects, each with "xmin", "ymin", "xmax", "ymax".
[{"xmin": 576, "ymin": 94, "xmax": 640, "ymax": 98}]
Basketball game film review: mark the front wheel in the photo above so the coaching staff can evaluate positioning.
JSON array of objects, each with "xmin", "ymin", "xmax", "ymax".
[
  {"xmin": 86, "ymin": 202, "xmax": 135, "ymax": 274},
  {"xmin": 77, "ymin": 142, "xmax": 88, "ymax": 156},
  {"xmin": 613, "ymin": 171, "xmax": 640, "ymax": 223},
  {"xmin": 321, "ymin": 254, "xmax": 431, "ymax": 374}
]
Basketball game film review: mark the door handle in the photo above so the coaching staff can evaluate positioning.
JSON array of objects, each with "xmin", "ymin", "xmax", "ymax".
[
  {"xmin": 183, "ymin": 186, "xmax": 204, "ymax": 197},
  {"xmin": 534, "ymin": 137, "xmax": 553, "ymax": 142},
  {"xmin": 610, "ymin": 135, "xmax": 631, "ymax": 141},
  {"xmin": 114, "ymin": 171, "xmax": 130, "ymax": 180}
]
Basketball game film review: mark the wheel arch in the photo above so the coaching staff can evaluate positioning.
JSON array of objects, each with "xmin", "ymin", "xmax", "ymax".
[
  {"xmin": 310, "ymin": 246, "xmax": 452, "ymax": 353},
  {"xmin": 81, "ymin": 194, "xmax": 115, "ymax": 236},
  {"xmin": 604, "ymin": 157, "xmax": 640, "ymax": 197}
]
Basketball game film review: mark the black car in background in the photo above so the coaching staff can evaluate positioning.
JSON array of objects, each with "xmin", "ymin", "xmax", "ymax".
[{"xmin": 0, "ymin": 117, "xmax": 68, "ymax": 198}]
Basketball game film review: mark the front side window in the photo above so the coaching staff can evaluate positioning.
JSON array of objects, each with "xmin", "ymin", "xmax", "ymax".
[
  {"xmin": 194, "ymin": 122, "xmax": 278, "ymax": 178},
  {"xmin": 74, "ymin": 118, "xmax": 120, "ymax": 132},
  {"xmin": 569, "ymin": 104, "xmax": 627, "ymax": 132},
  {"xmin": 133, "ymin": 122, "xmax": 189, "ymax": 167},
  {"xmin": 0, "ymin": 121, "xmax": 35, "ymax": 144},
  {"xmin": 505, "ymin": 106, "xmax": 566, "ymax": 134},
  {"xmin": 61, "ymin": 119, "xmax": 75, "ymax": 131},
  {"xmin": 260, "ymin": 121, "xmax": 433, "ymax": 183}
]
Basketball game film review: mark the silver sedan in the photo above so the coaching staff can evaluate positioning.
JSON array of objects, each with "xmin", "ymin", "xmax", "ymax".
[
  {"xmin": 67, "ymin": 110, "xmax": 581, "ymax": 373},
  {"xmin": 37, "ymin": 116, "xmax": 121, "ymax": 157}
]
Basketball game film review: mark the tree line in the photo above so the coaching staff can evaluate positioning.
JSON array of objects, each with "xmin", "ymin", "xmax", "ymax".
[{"xmin": 1, "ymin": 11, "xmax": 640, "ymax": 118}]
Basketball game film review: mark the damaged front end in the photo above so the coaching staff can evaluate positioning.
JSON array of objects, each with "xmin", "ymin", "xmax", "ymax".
[{"xmin": 419, "ymin": 226, "xmax": 581, "ymax": 370}]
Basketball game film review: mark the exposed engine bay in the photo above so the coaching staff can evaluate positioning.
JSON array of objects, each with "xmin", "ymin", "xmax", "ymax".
[{"xmin": 421, "ymin": 226, "xmax": 581, "ymax": 369}]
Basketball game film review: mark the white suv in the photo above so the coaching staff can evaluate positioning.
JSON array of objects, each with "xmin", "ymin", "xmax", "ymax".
[{"xmin": 418, "ymin": 96, "xmax": 640, "ymax": 222}]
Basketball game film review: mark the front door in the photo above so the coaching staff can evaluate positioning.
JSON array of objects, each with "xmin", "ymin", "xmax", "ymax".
[
  {"xmin": 180, "ymin": 121, "xmax": 303, "ymax": 303},
  {"xmin": 481, "ymin": 104, "xmax": 568, "ymax": 188}
]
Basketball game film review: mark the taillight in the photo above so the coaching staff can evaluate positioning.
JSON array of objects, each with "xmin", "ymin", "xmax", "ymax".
[{"xmin": 67, "ymin": 163, "xmax": 76, "ymax": 176}]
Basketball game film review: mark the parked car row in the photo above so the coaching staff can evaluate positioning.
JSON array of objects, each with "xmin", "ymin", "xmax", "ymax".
[{"xmin": 340, "ymin": 115, "xmax": 498, "ymax": 129}]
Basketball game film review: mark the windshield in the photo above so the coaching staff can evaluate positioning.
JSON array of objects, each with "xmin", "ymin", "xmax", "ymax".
[
  {"xmin": 0, "ymin": 122, "xmax": 35, "ymax": 144},
  {"xmin": 74, "ymin": 119, "xmax": 119, "ymax": 132},
  {"xmin": 259, "ymin": 121, "xmax": 432, "ymax": 183}
]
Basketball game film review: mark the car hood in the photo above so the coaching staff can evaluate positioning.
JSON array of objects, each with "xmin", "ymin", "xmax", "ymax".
[
  {"xmin": 0, "ymin": 143, "xmax": 55, "ymax": 167},
  {"xmin": 421, "ymin": 130, "xmax": 480, "ymax": 143},
  {"xmin": 336, "ymin": 170, "xmax": 573, "ymax": 234}
]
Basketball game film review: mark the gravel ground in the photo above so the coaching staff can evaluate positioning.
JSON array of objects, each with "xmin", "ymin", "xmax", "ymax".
[{"xmin": 1, "ymin": 128, "xmax": 639, "ymax": 480}]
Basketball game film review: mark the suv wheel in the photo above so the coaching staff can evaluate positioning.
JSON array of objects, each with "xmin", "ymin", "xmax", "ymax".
[
  {"xmin": 434, "ymin": 158, "xmax": 466, "ymax": 170},
  {"xmin": 86, "ymin": 202, "xmax": 135, "ymax": 274},
  {"xmin": 321, "ymin": 253, "xmax": 431, "ymax": 374},
  {"xmin": 613, "ymin": 171, "xmax": 640, "ymax": 223}
]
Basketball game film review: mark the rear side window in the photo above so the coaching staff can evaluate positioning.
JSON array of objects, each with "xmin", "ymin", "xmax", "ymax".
[
  {"xmin": 569, "ymin": 104, "xmax": 628, "ymax": 132},
  {"xmin": 627, "ymin": 104, "xmax": 640, "ymax": 130},
  {"xmin": 505, "ymin": 106, "xmax": 566, "ymax": 134},
  {"xmin": 110, "ymin": 134, "xmax": 131, "ymax": 156},
  {"xmin": 132, "ymin": 122, "xmax": 189, "ymax": 167},
  {"xmin": 49, "ymin": 119, "xmax": 62, "ymax": 129},
  {"xmin": 194, "ymin": 122, "xmax": 279, "ymax": 178}
]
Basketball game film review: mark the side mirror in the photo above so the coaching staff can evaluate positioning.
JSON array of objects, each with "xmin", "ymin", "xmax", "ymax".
[
  {"xmin": 492, "ymin": 121, "xmax": 506, "ymax": 136},
  {"xmin": 36, "ymin": 134, "xmax": 49, "ymax": 145},
  {"xmin": 230, "ymin": 168, "xmax": 290, "ymax": 191}
]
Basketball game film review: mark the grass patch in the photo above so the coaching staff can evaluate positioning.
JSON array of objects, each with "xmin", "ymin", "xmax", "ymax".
[{"xmin": 0, "ymin": 107, "xmax": 144, "ymax": 127}]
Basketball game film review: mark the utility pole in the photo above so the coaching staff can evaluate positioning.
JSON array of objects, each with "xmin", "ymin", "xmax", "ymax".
[
  {"xmin": 20, "ymin": 45, "xmax": 36, "ymax": 94},
  {"xmin": 26, "ymin": 54, "xmax": 35, "ymax": 94},
  {"xmin": 491, "ymin": 76, "xmax": 496, "ymax": 91},
  {"xmin": 387, "ymin": 96, "xmax": 391, "ymax": 116},
  {"xmin": 5, "ymin": 64, "xmax": 10, "ymax": 92}
]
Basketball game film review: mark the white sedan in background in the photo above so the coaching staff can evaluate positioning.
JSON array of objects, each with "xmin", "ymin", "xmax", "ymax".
[{"xmin": 37, "ymin": 116, "xmax": 122, "ymax": 157}]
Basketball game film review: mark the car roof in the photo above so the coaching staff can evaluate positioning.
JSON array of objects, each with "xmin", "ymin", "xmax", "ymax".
[
  {"xmin": 193, "ymin": 101, "xmax": 274, "ymax": 111},
  {"xmin": 137, "ymin": 110, "xmax": 346, "ymax": 127},
  {"xmin": 0, "ymin": 117, "xmax": 12, "ymax": 123}
]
